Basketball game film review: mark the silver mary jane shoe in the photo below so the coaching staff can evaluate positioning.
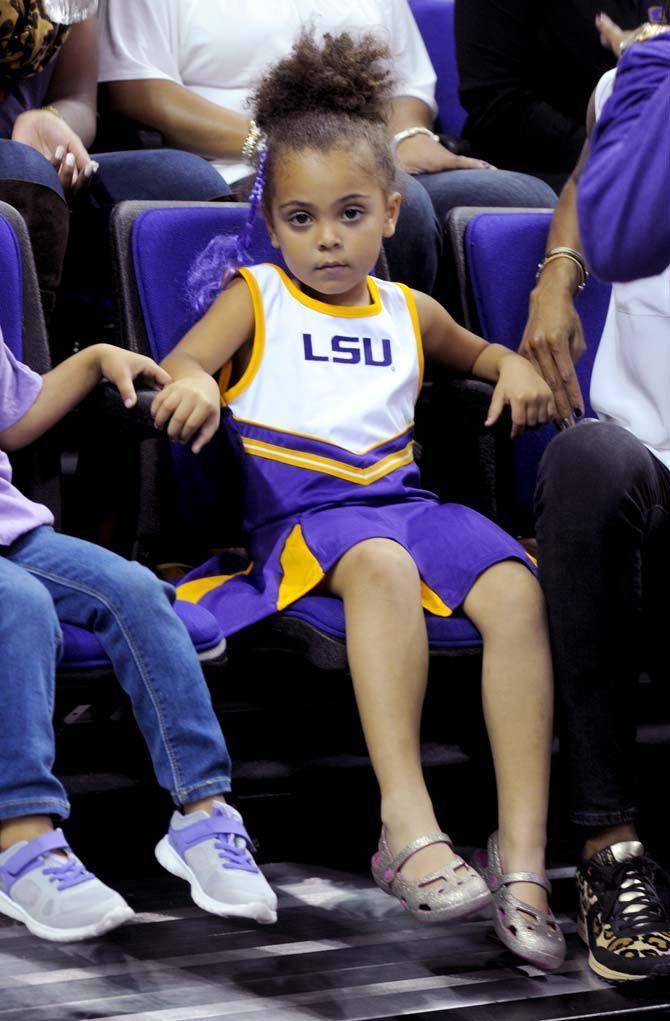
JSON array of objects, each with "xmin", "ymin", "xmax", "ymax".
[
  {"xmin": 473, "ymin": 832, "xmax": 566, "ymax": 970},
  {"xmin": 371, "ymin": 828, "xmax": 492, "ymax": 924}
]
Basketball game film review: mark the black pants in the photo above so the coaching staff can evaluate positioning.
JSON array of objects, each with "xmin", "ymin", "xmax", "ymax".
[{"xmin": 535, "ymin": 419, "xmax": 670, "ymax": 828}]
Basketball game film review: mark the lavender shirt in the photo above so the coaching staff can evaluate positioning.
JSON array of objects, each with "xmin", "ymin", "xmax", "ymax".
[
  {"xmin": 0, "ymin": 332, "xmax": 53, "ymax": 546},
  {"xmin": 578, "ymin": 36, "xmax": 670, "ymax": 282}
]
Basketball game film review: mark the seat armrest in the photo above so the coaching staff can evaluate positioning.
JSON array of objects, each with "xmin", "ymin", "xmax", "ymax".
[
  {"xmin": 419, "ymin": 375, "xmax": 515, "ymax": 530},
  {"xmin": 81, "ymin": 382, "xmax": 158, "ymax": 436}
]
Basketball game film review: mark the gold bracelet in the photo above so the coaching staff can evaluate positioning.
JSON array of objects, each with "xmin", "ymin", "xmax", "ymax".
[
  {"xmin": 536, "ymin": 251, "xmax": 588, "ymax": 294},
  {"xmin": 241, "ymin": 119, "xmax": 266, "ymax": 163},
  {"xmin": 620, "ymin": 22, "xmax": 670, "ymax": 54},
  {"xmin": 40, "ymin": 104, "xmax": 63, "ymax": 119}
]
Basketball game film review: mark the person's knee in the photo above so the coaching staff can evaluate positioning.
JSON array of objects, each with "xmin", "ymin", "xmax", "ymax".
[
  {"xmin": 2, "ymin": 570, "xmax": 60, "ymax": 641},
  {"xmin": 93, "ymin": 149, "xmax": 229, "ymax": 202},
  {"xmin": 0, "ymin": 140, "xmax": 65, "ymax": 196},
  {"xmin": 341, "ymin": 538, "xmax": 420, "ymax": 591},
  {"xmin": 468, "ymin": 560, "xmax": 543, "ymax": 629},
  {"xmin": 93, "ymin": 557, "xmax": 173, "ymax": 613},
  {"xmin": 537, "ymin": 421, "xmax": 650, "ymax": 519}
]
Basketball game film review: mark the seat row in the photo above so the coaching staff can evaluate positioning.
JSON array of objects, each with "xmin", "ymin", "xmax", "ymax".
[{"xmin": 0, "ymin": 199, "xmax": 609, "ymax": 683}]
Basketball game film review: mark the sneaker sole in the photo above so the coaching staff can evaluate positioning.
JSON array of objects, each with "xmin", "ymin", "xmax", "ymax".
[
  {"xmin": 0, "ymin": 889, "xmax": 134, "ymax": 943},
  {"xmin": 155, "ymin": 836, "xmax": 277, "ymax": 925},
  {"xmin": 577, "ymin": 916, "xmax": 653, "ymax": 983}
]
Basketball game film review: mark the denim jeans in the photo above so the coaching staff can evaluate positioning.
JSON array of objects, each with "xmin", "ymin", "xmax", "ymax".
[
  {"xmin": 0, "ymin": 526, "xmax": 232, "ymax": 821},
  {"xmin": 535, "ymin": 420, "xmax": 670, "ymax": 828},
  {"xmin": 0, "ymin": 141, "xmax": 229, "ymax": 331},
  {"xmin": 385, "ymin": 168, "xmax": 557, "ymax": 295}
]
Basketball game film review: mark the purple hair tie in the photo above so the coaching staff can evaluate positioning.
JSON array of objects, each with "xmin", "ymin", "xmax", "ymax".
[{"xmin": 188, "ymin": 145, "xmax": 269, "ymax": 315}]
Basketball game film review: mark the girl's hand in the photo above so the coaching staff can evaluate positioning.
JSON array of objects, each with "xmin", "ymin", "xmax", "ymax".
[
  {"xmin": 151, "ymin": 376, "xmax": 221, "ymax": 454},
  {"xmin": 11, "ymin": 109, "xmax": 98, "ymax": 197},
  {"xmin": 97, "ymin": 346, "xmax": 172, "ymax": 407},
  {"xmin": 485, "ymin": 355, "xmax": 556, "ymax": 439}
]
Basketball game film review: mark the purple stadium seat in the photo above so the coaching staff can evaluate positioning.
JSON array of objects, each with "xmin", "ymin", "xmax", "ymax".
[
  {"xmin": 59, "ymin": 601, "xmax": 226, "ymax": 670},
  {"xmin": 409, "ymin": 0, "xmax": 467, "ymax": 138},
  {"xmin": 0, "ymin": 201, "xmax": 226, "ymax": 673},
  {"xmin": 116, "ymin": 202, "xmax": 483, "ymax": 659},
  {"xmin": 0, "ymin": 215, "xmax": 23, "ymax": 358},
  {"xmin": 463, "ymin": 209, "xmax": 612, "ymax": 524}
]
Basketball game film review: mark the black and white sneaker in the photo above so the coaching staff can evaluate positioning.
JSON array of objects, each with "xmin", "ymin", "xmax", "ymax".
[{"xmin": 577, "ymin": 840, "xmax": 670, "ymax": 982}]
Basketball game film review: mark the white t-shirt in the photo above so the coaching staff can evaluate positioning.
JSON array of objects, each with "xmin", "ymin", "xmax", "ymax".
[
  {"xmin": 589, "ymin": 69, "xmax": 670, "ymax": 469},
  {"xmin": 98, "ymin": 0, "xmax": 437, "ymax": 183}
]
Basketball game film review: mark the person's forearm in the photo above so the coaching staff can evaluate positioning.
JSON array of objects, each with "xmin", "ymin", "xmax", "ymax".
[
  {"xmin": 532, "ymin": 172, "xmax": 584, "ymax": 300},
  {"xmin": 0, "ymin": 347, "xmax": 105, "ymax": 451},
  {"xmin": 471, "ymin": 342, "xmax": 519, "ymax": 382},
  {"xmin": 578, "ymin": 37, "xmax": 670, "ymax": 281},
  {"xmin": 106, "ymin": 79, "xmax": 249, "ymax": 160},
  {"xmin": 388, "ymin": 96, "xmax": 434, "ymax": 135},
  {"xmin": 161, "ymin": 348, "xmax": 217, "ymax": 385},
  {"xmin": 50, "ymin": 97, "xmax": 97, "ymax": 148}
]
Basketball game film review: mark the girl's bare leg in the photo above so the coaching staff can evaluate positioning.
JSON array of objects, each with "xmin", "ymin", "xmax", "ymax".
[
  {"xmin": 326, "ymin": 539, "xmax": 458, "ymax": 881},
  {"xmin": 463, "ymin": 560, "xmax": 554, "ymax": 912}
]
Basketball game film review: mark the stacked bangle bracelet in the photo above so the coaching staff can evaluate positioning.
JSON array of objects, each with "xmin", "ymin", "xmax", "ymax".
[
  {"xmin": 536, "ymin": 246, "xmax": 588, "ymax": 294},
  {"xmin": 242, "ymin": 119, "xmax": 266, "ymax": 163}
]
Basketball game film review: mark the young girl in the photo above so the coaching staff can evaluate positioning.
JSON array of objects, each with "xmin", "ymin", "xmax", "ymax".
[
  {"xmin": 0, "ymin": 338, "xmax": 276, "ymax": 941},
  {"xmin": 153, "ymin": 33, "xmax": 565, "ymax": 969}
]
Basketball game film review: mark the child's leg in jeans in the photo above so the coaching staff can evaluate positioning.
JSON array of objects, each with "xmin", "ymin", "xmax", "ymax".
[
  {"xmin": 463, "ymin": 560, "xmax": 553, "ymax": 912},
  {"xmin": 5, "ymin": 526, "xmax": 231, "ymax": 809},
  {"xmin": 0, "ymin": 553, "xmax": 70, "ymax": 847},
  {"xmin": 326, "ymin": 538, "xmax": 459, "ymax": 881}
]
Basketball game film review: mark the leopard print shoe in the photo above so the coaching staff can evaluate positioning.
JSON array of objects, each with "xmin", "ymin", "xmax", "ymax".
[{"xmin": 577, "ymin": 841, "xmax": 670, "ymax": 982}]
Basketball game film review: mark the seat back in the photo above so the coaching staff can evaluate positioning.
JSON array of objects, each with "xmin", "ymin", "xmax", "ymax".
[
  {"xmin": 111, "ymin": 201, "xmax": 292, "ymax": 550},
  {"xmin": 409, "ymin": 0, "xmax": 467, "ymax": 138},
  {"xmin": 448, "ymin": 207, "xmax": 612, "ymax": 531},
  {"xmin": 0, "ymin": 201, "xmax": 50, "ymax": 369},
  {"xmin": 0, "ymin": 202, "xmax": 58, "ymax": 518}
]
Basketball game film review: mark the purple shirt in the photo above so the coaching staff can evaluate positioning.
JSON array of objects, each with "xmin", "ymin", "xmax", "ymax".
[
  {"xmin": 0, "ymin": 331, "xmax": 53, "ymax": 546},
  {"xmin": 578, "ymin": 36, "xmax": 670, "ymax": 282},
  {"xmin": 0, "ymin": 63, "xmax": 56, "ymax": 138}
]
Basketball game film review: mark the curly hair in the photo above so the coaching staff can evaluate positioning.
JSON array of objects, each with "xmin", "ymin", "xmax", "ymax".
[{"xmin": 188, "ymin": 31, "xmax": 396, "ymax": 314}]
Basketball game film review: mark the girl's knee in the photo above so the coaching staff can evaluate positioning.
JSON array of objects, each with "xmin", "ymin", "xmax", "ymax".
[
  {"xmin": 341, "ymin": 538, "xmax": 420, "ymax": 588},
  {"xmin": 468, "ymin": 560, "xmax": 544, "ymax": 624}
]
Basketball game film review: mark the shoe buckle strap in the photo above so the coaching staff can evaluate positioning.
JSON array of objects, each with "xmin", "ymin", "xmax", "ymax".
[
  {"xmin": 500, "ymin": 870, "xmax": 552, "ymax": 894},
  {"xmin": 388, "ymin": 832, "xmax": 453, "ymax": 875},
  {"xmin": 171, "ymin": 816, "xmax": 251, "ymax": 856},
  {"xmin": 0, "ymin": 830, "xmax": 70, "ymax": 893}
]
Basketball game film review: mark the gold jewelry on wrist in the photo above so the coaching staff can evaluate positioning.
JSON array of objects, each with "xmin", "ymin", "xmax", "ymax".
[
  {"xmin": 620, "ymin": 22, "xmax": 670, "ymax": 54},
  {"xmin": 391, "ymin": 126, "xmax": 440, "ymax": 155},
  {"xmin": 241, "ymin": 119, "xmax": 266, "ymax": 164},
  {"xmin": 40, "ymin": 104, "xmax": 63, "ymax": 119},
  {"xmin": 536, "ymin": 247, "xmax": 588, "ymax": 294}
]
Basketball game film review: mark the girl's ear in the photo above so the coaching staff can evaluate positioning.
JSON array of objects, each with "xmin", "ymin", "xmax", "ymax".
[
  {"xmin": 263, "ymin": 212, "xmax": 281, "ymax": 249},
  {"xmin": 382, "ymin": 191, "xmax": 402, "ymax": 239}
]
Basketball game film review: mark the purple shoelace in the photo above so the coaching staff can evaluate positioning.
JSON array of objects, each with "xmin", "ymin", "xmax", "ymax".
[{"xmin": 43, "ymin": 857, "xmax": 94, "ymax": 891}]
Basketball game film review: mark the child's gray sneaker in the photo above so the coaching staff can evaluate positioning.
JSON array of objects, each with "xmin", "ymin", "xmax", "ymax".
[
  {"xmin": 156, "ymin": 801, "xmax": 277, "ymax": 924},
  {"xmin": 0, "ymin": 830, "xmax": 134, "ymax": 941}
]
